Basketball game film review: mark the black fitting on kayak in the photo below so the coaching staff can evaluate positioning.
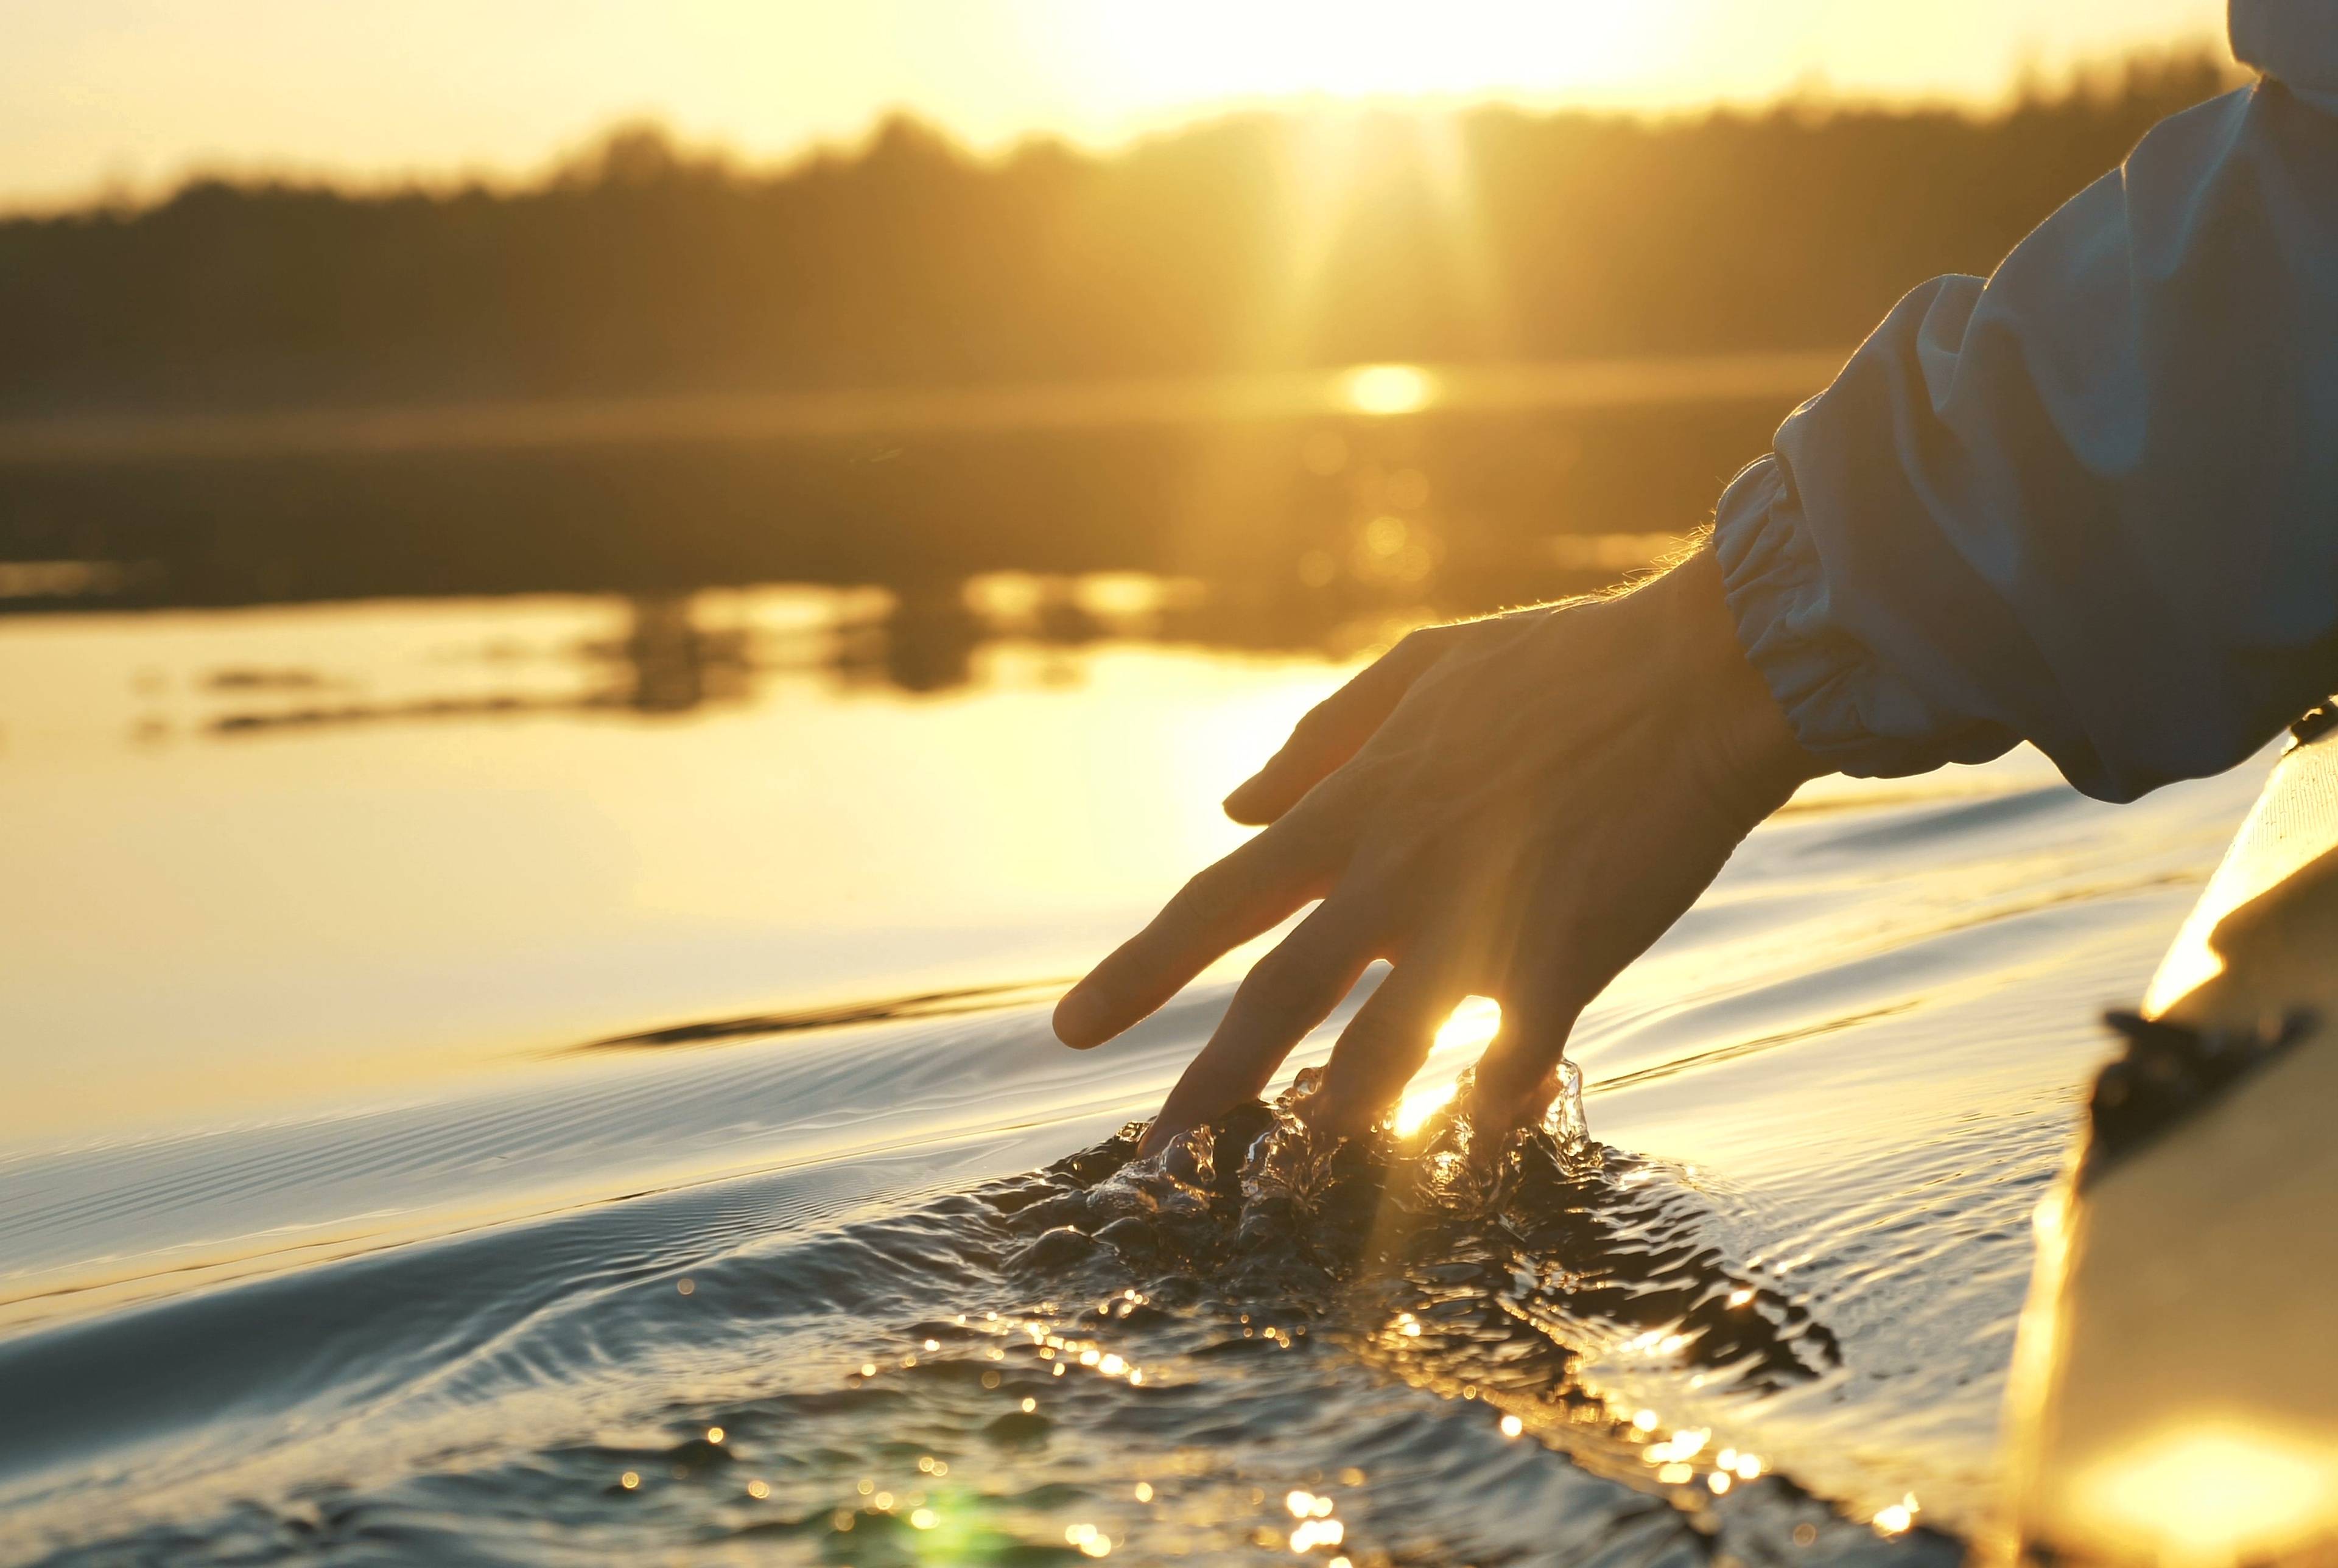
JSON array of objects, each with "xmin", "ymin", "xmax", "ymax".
[
  {"xmin": 2289, "ymin": 698, "xmax": 2338, "ymax": 745},
  {"xmin": 2080, "ymin": 1009, "xmax": 2316, "ymax": 1188}
]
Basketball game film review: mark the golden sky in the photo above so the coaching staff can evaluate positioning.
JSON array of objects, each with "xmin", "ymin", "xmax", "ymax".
[{"xmin": 0, "ymin": 0, "xmax": 2230, "ymax": 211}]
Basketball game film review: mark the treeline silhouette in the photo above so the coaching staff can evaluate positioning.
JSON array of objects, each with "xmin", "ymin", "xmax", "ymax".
[{"xmin": 0, "ymin": 51, "xmax": 2239, "ymax": 417}]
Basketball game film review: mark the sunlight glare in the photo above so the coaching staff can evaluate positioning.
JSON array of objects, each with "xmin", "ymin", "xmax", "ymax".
[
  {"xmin": 1392, "ymin": 1079, "xmax": 1456, "ymax": 1136},
  {"xmin": 1392, "ymin": 996, "xmax": 1502, "ymax": 1135},
  {"xmin": 1433, "ymin": 994, "xmax": 1502, "ymax": 1055},
  {"xmin": 1341, "ymin": 363, "xmax": 1437, "ymax": 416}
]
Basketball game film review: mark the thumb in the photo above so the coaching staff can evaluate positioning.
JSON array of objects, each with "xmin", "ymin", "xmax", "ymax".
[{"xmin": 1222, "ymin": 626, "xmax": 1451, "ymax": 825}]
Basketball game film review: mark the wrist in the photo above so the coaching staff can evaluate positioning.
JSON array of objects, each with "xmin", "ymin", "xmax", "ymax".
[{"xmin": 1655, "ymin": 542, "xmax": 1830, "ymax": 811}]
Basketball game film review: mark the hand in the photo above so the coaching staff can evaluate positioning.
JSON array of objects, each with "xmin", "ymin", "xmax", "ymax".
[{"xmin": 1053, "ymin": 544, "xmax": 1827, "ymax": 1157}]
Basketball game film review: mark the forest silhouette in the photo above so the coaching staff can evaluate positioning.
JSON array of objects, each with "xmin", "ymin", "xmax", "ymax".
[
  {"xmin": 0, "ymin": 51, "xmax": 2244, "ymax": 640},
  {"xmin": 0, "ymin": 51, "xmax": 2235, "ymax": 415}
]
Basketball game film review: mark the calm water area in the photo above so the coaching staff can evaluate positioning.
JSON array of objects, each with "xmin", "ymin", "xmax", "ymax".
[{"xmin": 0, "ymin": 583, "xmax": 2272, "ymax": 1564}]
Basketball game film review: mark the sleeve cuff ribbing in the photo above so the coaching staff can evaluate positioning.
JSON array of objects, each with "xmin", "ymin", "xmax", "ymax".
[{"xmin": 1711, "ymin": 456, "xmax": 1985, "ymax": 779}]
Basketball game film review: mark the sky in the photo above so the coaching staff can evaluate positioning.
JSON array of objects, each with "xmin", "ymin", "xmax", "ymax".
[{"xmin": 0, "ymin": 0, "xmax": 2232, "ymax": 212}]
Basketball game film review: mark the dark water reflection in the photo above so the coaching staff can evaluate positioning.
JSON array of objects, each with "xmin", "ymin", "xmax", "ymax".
[
  {"xmin": 0, "ymin": 359, "xmax": 1777, "ymax": 679},
  {"xmin": 196, "ymin": 558, "xmax": 1660, "ymax": 738},
  {"xmin": 818, "ymin": 572, "xmax": 1468, "ymax": 699}
]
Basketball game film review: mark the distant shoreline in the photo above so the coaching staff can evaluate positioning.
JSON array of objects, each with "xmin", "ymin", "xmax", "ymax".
[{"xmin": 0, "ymin": 351, "xmax": 1847, "ymax": 466}]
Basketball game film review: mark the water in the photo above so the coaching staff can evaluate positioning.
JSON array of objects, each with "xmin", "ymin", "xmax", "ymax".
[{"xmin": 0, "ymin": 587, "xmax": 2269, "ymax": 1564}]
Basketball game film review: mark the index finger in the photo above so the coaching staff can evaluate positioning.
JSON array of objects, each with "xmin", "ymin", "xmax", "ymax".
[{"xmin": 1053, "ymin": 823, "xmax": 1332, "ymax": 1049}]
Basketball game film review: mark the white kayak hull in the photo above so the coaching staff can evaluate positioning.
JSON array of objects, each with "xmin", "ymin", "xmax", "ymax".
[{"xmin": 2007, "ymin": 712, "xmax": 2338, "ymax": 1564}]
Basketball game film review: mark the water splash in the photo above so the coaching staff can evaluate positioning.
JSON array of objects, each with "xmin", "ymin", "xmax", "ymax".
[{"xmin": 999, "ymin": 1062, "xmax": 1836, "ymax": 1395}]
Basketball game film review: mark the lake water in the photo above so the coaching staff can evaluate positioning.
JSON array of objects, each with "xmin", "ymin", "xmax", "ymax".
[{"xmin": 0, "ymin": 586, "xmax": 2270, "ymax": 1564}]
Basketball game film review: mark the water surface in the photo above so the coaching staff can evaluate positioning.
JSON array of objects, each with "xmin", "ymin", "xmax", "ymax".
[{"xmin": 0, "ymin": 588, "xmax": 2267, "ymax": 1563}]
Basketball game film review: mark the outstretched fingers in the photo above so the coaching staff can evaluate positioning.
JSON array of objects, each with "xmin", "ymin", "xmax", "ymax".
[
  {"xmin": 1466, "ymin": 841, "xmax": 1601, "ymax": 1132},
  {"xmin": 1137, "ymin": 887, "xmax": 1385, "ymax": 1156},
  {"xmin": 1221, "ymin": 628, "xmax": 1449, "ymax": 825},
  {"xmin": 1468, "ymin": 974, "xmax": 1588, "ymax": 1137},
  {"xmin": 1307, "ymin": 916, "xmax": 1476, "ymax": 1138}
]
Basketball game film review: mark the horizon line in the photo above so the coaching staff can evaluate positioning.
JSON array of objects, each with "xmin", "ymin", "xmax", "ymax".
[
  {"xmin": 0, "ymin": 37, "xmax": 2234, "ymax": 225},
  {"xmin": 0, "ymin": 351, "xmax": 1854, "ymax": 466}
]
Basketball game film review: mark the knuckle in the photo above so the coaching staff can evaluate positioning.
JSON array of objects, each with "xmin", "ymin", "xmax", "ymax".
[
  {"xmin": 1268, "ymin": 802, "xmax": 1339, "ymax": 864},
  {"xmin": 1301, "ymin": 759, "xmax": 1375, "ymax": 821},
  {"xmin": 1263, "ymin": 810, "xmax": 1331, "ymax": 863},
  {"xmin": 1178, "ymin": 863, "xmax": 1237, "ymax": 915},
  {"xmin": 1186, "ymin": 852, "xmax": 1263, "ymax": 911}
]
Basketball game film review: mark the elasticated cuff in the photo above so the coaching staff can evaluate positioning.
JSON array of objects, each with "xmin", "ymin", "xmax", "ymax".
[{"xmin": 1710, "ymin": 457, "xmax": 1966, "ymax": 779}]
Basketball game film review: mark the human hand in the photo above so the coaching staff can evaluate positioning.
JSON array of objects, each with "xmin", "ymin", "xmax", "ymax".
[{"xmin": 1053, "ymin": 544, "xmax": 1827, "ymax": 1157}]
